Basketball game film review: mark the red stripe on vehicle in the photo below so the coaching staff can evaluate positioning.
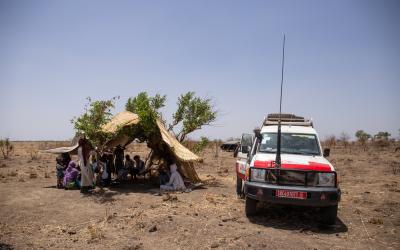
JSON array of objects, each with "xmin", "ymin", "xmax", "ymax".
[
  {"xmin": 254, "ymin": 160, "xmax": 273, "ymax": 167},
  {"xmin": 253, "ymin": 160, "xmax": 331, "ymax": 172}
]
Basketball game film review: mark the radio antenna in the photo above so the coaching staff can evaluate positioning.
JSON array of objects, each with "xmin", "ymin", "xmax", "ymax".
[{"xmin": 275, "ymin": 34, "xmax": 285, "ymax": 168}]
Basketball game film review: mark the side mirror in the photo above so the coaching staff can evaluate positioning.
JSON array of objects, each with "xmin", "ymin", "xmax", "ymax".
[
  {"xmin": 323, "ymin": 148, "xmax": 330, "ymax": 157},
  {"xmin": 241, "ymin": 145, "xmax": 250, "ymax": 154}
]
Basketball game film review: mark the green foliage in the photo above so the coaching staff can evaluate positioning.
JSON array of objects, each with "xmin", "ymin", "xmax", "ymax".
[
  {"xmin": 71, "ymin": 97, "xmax": 117, "ymax": 149},
  {"xmin": 0, "ymin": 138, "xmax": 13, "ymax": 159},
  {"xmin": 355, "ymin": 130, "xmax": 371, "ymax": 151},
  {"xmin": 170, "ymin": 92, "xmax": 217, "ymax": 142},
  {"xmin": 355, "ymin": 130, "xmax": 371, "ymax": 142},
  {"xmin": 125, "ymin": 91, "xmax": 217, "ymax": 143},
  {"xmin": 193, "ymin": 136, "xmax": 210, "ymax": 153},
  {"xmin": 125, "ymin": 92, "xmax": 166, "ymax": 138},
  {"xmin": 374, "ymin": 131, "xmax": 391, "ymax": 141}
]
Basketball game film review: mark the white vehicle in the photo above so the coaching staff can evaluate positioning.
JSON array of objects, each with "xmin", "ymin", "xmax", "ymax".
[{"xmin": 237, "ymin": 114, "xmax": 341, "ymax": 225}]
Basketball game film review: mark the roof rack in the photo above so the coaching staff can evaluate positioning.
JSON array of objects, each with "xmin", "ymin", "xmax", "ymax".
[{"xmin": 263, "ymin": 113, "xmax": 313, "ymax": 127}]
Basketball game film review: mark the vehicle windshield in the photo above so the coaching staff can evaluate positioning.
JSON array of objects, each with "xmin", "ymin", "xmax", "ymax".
[{"xmin": 258, "ymin": 132, "xmax": 321, "ymax": 155}]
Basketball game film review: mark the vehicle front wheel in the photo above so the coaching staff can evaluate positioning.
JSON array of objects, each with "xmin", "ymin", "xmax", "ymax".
[
  {"xmin": 236, "ymin": 175, "xmax": 244, "ymax": 198},
  {"xmin": 245, "ymin": 197, "xmax": 258, "ymax": 217},
  {"xmin": 320, "ymin": 205, "xmax": 338, "ymax": 225}
]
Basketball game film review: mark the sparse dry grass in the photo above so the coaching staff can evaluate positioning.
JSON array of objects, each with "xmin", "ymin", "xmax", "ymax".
[{"xmin": 0, "ymin": 141, "xmax": 399, "ymax": 249}]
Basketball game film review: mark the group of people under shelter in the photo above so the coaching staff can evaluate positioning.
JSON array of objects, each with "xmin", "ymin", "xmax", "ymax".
[{"xmin": 55, "ymin": 138, "xmax": 188, "ymax": 193}]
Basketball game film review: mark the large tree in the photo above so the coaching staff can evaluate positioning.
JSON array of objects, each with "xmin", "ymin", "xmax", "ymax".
[
  {"xmin": 355, "ymin": 130, "xmax": 371, "ymax": 151},
  {"xmin": 169, "ymin": 91, "xmax": 217, "ymax": 142}
]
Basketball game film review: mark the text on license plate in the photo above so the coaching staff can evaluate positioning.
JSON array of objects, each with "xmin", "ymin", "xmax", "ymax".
[{"xmin": 276, "ymin": 189, "xmax": 307, "ymax": 200}]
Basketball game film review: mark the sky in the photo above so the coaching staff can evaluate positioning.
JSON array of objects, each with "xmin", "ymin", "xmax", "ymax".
[{"xmin": 0, "ymin": 0, "xmax": 399, "ymax": 141}]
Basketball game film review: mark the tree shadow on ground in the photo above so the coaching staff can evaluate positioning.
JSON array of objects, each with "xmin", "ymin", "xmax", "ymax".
[
  {"xmin": 43, "ymin": 176, "xmax": 205, "ymax": 204},
  {"xmin": 248, "ymin": 205, "xmax": 348, "ymax": 234},
  {"xmin": 80, "ymin": 178, "xmax": 160, "ymax": 204}
]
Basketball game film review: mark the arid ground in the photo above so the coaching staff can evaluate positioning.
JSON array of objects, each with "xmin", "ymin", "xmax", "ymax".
[{"xmin": 0, "ymin": 141, "xmax": 399, "ymax": 249}]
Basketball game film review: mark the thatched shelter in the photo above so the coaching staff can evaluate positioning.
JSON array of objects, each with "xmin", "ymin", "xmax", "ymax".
[
  {"xmin": 44, "ymin": 111, "xmax": 202, "ymax": 183},
  {"xmin": 101, "ymin": 111, "xmax": 202, "ymax": 182}
]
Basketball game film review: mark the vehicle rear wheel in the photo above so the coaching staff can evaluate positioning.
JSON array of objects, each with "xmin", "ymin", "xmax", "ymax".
[
  {"xmin": 245, "ymin": 197, "xmax": 258, "ymax": 217},
  {"xmin": 236, "ymin": 175, "xmax": 244, "ymax": 198},
  {"xmin": 320, "ymin": 205, "xmax": 338, "ymax": 225}
]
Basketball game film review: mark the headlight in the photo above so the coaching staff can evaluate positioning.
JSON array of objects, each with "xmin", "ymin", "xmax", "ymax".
[
  {"xmin": 317, "ymin": 173, "xmax": 335, "ymax": 187},
  {"xmin": 250, "ymin": 168, "xmax": 266, "ymax": 182}
]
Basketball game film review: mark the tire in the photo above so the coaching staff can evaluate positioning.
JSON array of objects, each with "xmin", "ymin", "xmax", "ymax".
[
  {"xmin": 236, "ymin": 175, "xmax": 243, "ymax": 196},
  {"xmin": 245, "ymin": 197, "xmax": 258, "ymax": 217},
  {"xmin": 320, "ymin": 205, "xmax": 338, "ymax": 225}
]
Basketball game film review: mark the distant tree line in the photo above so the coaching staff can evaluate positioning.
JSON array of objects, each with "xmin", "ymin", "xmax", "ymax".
[{"xmin": 323, "ymin": 129, "xmax": 398, "ymax": 152}]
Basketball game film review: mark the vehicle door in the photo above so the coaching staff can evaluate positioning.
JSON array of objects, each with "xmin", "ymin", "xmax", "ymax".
[{"xmin": 236, "ymin": 133, "xmax": 253, "ymax": 179}]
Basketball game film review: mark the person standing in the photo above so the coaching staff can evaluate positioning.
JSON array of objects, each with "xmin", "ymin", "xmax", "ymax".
[
  {"xmin": 78, "ymin": 138, "xmax": 94, "ymax": 193},
  {"xmin": 55, "ymin": 156, "xmax": 65, "ymax": 189},
  {"xmin": 114, "ymin": 145, "xmax": 124, "ymax": 178}
]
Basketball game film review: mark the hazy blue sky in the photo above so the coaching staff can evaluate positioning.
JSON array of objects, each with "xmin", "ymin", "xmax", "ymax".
[{"xmin": 0, "ymin": 0, "xmax": 399, "ymax": 141}]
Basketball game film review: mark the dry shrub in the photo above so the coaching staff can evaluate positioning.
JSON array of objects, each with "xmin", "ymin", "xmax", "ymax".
[
  {"xmin": 29, "ymin": 150, "xmax": 40, "ymax": 160},
  {"xmin": 391, "ymin": 161, "xmax": 400, "ymax": 175},
  {"xmin": 0, "ymin": 138, "xmax": 13, "ymax": 159},
  {"xmin": 8, "ymin": 171, "xmax": 17, "ymax": 177},
  {"xmin": 369, "ymin": 217, "xmax": 383, "ymax": 225},
  {"xmin": 30, "ymin": 172, "xmax": 38, "ymax": 179},
  {"xmin": 44, "ymin": 172, "xmax": 51, "ymax": 178},
  {"xmin": 87, "ymin": 224, "xmax": 105, "ymax": 242},
  {"xmin": 323, "ymin": 135, "xmax": 337, "ymax": 149},
  {"xmin": 373, "ymin": 140, "xmax": 390, "ymax": 150}
]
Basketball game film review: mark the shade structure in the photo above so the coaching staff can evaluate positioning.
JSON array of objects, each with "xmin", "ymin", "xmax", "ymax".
[
  {"xmin": 43, "ymin": 143, "xmax": 79, "ymax": 155},
  {"xmin": 155, "ymin": 119, "xmax": 202, "ymax": 163},
  {"xmin": 101, "ymin": 111, "xmax": 140, "ymax": 134}
]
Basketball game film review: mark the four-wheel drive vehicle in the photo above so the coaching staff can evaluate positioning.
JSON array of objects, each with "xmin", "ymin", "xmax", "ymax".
[{"xmin": 236, "ymin": 114, "xmax": 341, "ymax": 225}]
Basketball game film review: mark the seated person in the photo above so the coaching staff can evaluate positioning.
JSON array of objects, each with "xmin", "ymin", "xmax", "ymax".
[
  {"xmin": 98, "ymin": 154, "xmax": 110, "ymax": 186},
  {"xmin": 117, "ymin": 155, "xmax": 130, "ymax": 181},
  {"xmin": 124, "ymin": 154, "xmax": 134, "ymax": 180},
  {"xmin": 158, "ymin": 164, "xmax": 170, "ymax": 185},
  {"xmin": 160, "ymin": 162, "xmax": 186, "ymax": 191},
  {"xmin": 91, "ymin": 155, "xmax": 101, "ymax": 186},
  {"xmin": 132, "ymin": 155, "xmax": 145, "ymax": 180},
  {"xmin": 63, "ymin": 161, "xmax": 79, "ymax": 189}
]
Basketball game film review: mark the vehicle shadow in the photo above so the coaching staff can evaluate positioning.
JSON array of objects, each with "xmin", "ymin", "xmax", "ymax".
[
  {"xmin": 0, "ymin": 243, "xmax": 14, "ymax": 250},
  {"xmin": 248, "ymin": 205, "xmax": 348, "ymax": 234}
]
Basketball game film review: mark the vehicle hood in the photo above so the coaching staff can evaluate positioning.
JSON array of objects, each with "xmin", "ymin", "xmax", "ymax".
[{"xmin": 251, "ymin": 153, "xmax": 335, "ymax": 172}]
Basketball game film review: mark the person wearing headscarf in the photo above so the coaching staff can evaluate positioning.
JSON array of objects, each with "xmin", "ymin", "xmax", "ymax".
[
  {"xmin": 160, "ymin": 162, "xmax": 186, "ymax": 191},
  {"xmin": 63, "ymin": 161, "xmax": 79, "ymax": 189},
  {"xmin": 114, "ymin": 145, "xmax": 125, "ymax": 176},
  {"xmin": 78, "ymin": 138, "xmax": 94, "ymax": 193}
]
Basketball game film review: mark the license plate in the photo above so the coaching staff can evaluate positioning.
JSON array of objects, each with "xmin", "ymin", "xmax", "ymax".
[{"xmin": 276, "ymin": 189, "xmax": 307, "ymax": 200}]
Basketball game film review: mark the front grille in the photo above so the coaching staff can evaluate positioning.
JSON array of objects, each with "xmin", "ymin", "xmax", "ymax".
[{"xmin": 262, "ymin": 169, "xmax": 325, "ymax": 187}]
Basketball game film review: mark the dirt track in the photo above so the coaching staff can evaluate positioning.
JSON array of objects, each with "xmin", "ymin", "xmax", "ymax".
[{"xmin": 0, "ymin": 142, "xmax": 399, "ymax": 249}]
